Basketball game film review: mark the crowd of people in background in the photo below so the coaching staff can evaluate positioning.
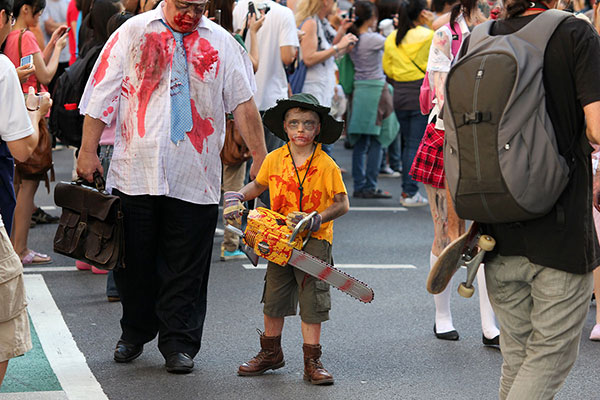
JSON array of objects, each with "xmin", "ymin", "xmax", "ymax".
[{"xmin": 1, "ymin": 0, "xmax": 600, "ymax": 396}]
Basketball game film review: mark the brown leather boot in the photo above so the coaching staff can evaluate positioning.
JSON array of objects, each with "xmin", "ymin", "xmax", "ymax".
[
  {"xmin": 302, "ymin": 344, "xmax": 334, "ymax": 385},
  {"xmin": 238, "ymin": 331, "xmax": 285, "ymax": 376}
]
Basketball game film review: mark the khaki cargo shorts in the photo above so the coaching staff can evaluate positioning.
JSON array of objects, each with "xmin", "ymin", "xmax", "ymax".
[
  {"xmin": 262, "ymin": 238, "xmax": 332, "ymax": 324},
  {"xmin": 0, "ymin": 226, "xmax": 31, "ymax": 362}
]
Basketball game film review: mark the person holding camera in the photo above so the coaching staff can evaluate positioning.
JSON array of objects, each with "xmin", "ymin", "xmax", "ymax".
[
  {"xmin": 293, "ymin": 0, "xmax": 357, "ymax": 156},
  {"xmin": 233, "ymin": 0, "xmax": 299, "ymax": 153}
]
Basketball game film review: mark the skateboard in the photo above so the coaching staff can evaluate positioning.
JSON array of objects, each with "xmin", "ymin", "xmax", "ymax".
[{"xmin": 426, "ymin": 222, "xmax": 496, "ymax": 298}]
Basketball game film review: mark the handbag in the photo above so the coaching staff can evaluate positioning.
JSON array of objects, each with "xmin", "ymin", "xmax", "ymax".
[
  {"xmin": 220, "ymin": 117, "xmax": 251, "ymax": 166},
  {"xmin": 336, "ymin": 53, "xmax": 355, "ymax": 95},
  {"xmin": 53, "ymin": 173, "xmax": 124, "ymax": 271},
  {"xmin": 16, "ymin": 30, "xmax": 54, "ymax": 184}
]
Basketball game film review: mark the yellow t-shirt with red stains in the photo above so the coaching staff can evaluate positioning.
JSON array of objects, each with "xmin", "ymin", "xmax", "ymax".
[{"xmin": 255, "ymin": 143, "xmax": 347, "ymax": 244}]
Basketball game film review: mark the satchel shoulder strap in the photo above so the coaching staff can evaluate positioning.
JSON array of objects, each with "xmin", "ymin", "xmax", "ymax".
[{"xmin": 18, "ymin": 29, "xmax": 25, "ymax": 59}]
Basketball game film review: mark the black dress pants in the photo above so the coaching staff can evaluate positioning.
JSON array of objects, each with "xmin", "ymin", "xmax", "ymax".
[{"xmin": 113, "ymin": 189, "xmax": 218, "ymax": 358}]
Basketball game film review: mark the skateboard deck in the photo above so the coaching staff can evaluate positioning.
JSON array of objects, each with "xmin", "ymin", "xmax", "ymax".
[{"xmin": 427, "ymin": 222, "xmax": 495, "ymax": 297}]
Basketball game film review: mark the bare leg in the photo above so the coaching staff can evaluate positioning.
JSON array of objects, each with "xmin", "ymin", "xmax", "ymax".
[
  {"xmin": 11, "ymin": 179, "xmax": 39, "ymax": 257},
  {"xmin": 264, "ymin": 315, "xmax": 284, "ymax": 337},
  {"xmin": 301, "ymin": 322, "xmax": 321, "ymax": 345},
  {"xmin": 0, "ymin": 360, "xmax": 8, "ymax": 388}
]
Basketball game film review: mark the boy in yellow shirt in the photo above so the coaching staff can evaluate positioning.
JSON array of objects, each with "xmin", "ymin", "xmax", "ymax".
[{"xmin": 224, "ymin": 93, "xmax": 349, "ymax": 385}]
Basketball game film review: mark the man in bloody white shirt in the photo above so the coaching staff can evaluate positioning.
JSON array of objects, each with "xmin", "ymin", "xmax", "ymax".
[{"xmin": 76, "ymin": 0, "xmax": 267, "ymax": 374}]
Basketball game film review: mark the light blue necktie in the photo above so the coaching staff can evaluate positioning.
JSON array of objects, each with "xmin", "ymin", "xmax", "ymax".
[{"xmin": 165, "ymin": 25, "xmax": 193, "ymax": 145}]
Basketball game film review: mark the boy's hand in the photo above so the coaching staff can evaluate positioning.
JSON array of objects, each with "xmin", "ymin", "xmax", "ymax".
[
  {"xmin": 223, "ymin": 191, "xmax": 245, "ymax": 224},
  {"xmin": 286, "ymin": 211, "xmax": 322, "ymax": 233}
]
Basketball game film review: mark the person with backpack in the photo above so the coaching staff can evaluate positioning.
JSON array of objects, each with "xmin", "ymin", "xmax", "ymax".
[
  {"xmin": 443, "ymin": 0, "xmax": 600, "ymax": 397},
  {"xmin": 347, "ymin": 1, "xmax": 398, "ymax": 199},
  {"xmin": 382, "ymin": 0, "xmax": 432, "ymax": 206},
  {"xmin": 409, "ymin": 0, "xmax": 499, "ymax": 344}
]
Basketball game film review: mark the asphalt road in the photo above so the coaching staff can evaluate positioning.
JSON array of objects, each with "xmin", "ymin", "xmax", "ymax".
[{"xmin": 23, "ymin": 142, "xmax": 600, "ymax": 400}]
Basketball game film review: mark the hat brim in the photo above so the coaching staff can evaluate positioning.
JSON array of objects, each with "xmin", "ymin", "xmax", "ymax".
[{"xmin": 262, "ymin": 99, "xmax": 344, "ymax": 145}]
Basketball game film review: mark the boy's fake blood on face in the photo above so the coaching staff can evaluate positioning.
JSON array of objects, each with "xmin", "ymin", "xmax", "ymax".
[
  {"xmin": 92, "ymin": 32, "xmax": 120, "ymax": 86},
  {"xmin": 136, "ymin": 31, "xmax": 174, "ymax": 138}
]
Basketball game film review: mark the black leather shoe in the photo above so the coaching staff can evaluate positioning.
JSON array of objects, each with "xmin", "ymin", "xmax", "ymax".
[
  {"xmin": 433, "ymin": 324, "xmax": 459, "ymax": 341},
  {"xmin": 114, "ymin": 340, "xmax": 143, "ymax": 363},
  {"xmin": 165, "ymin": 352, "xmax": 194, "ymax": 374},
  {"xmin": 482, "ymin": 334, "xmax": 500, "ymax": 347}
]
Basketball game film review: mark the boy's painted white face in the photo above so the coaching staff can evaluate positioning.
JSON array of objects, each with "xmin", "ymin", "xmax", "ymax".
[{"xmin": 284, "ymin": 108, "xmax": 321, "ymax": 147}]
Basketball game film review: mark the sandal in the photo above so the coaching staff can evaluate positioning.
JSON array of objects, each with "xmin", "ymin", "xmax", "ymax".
[{"xmin": 21, "ymin": 250, "xmax": 52, "ymax": 266}]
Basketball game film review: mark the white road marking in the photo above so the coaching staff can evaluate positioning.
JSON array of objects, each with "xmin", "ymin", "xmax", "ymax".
[
  {"xmin": 23, "ymin": 267, "xmax": 78, "ymax": 273},
  {"xmin": 216, "ymin": 206, "xmax": 408, "ymax": 212},
  {"xmin": 348, "ymin": 207, "xmax": 407, "ymax": 212},
  {"xmin": 242, "ymin": 263, "xmax": 416, "ymax": 270},
  {"xmin": 0, "ymin": 391, "xmax": 68, "ymax": 399},
  {"xmin": 24, "ymin": 275, "xmax": 108, "ymax": 400}
]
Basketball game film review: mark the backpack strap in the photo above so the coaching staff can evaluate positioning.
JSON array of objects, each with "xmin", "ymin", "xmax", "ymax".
[
  {"xmin": 468, "ymin": 9, "xmax": 570, "ymax": 53},
  {"xmin": 446, "ymin": 22, "xmax": 463, "ymax": 58},
  {"xmin": 510, "ymin": 9, "xmax": 570, "ymax": 52}
]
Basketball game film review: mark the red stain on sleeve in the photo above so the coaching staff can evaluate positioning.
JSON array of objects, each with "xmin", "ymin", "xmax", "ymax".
[
  {"xmin": 102, "ymin": 106, "xmax": 115, "ymax": 117},
  {"xmin": 136, "ymin": 31, "xmax": 174, "ymax": 138},
  {"xmin": 93, "ymin": 33, "xmax": 120, "ymax": 87},
  {"xmin": 186, "ymin": 99, "xmax": 214, "ymax": 154},
  {"xmin": 185, "ymin": 34, "xmax": 220, "ymax": 81}
]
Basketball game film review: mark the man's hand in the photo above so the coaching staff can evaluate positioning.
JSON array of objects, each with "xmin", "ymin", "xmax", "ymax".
[
  {"xmin": 76, "ymin": 149, "xmax": 103, "ymax": 182},
  {"xmin": 286, "ymin": 211, "xmax": 322, "ymax": 233},
  {"xmin": 16, "ymin": 63, "xmax": 35, "ymax": 83},
  {"xmin": 223, "ymin": 191, "xmax": 246, "ymax": 225}
]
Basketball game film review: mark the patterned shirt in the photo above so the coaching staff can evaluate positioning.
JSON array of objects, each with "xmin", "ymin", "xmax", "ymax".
[
  {"xmin": 80, "ymin": 4, "xmax": 256, "ymax": 204},
  {"xmin": 255, "ymin": 144, "xmax": 347, "ymax": 244}
]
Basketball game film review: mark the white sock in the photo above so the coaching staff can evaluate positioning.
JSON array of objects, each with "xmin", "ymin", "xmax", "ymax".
[
  {"xmin": 430, "ymin": 252, "xmax": 455, "ymax": 333},
  {"xmin": 478, "ymin": 265, "xmax": 500, "ymax": 339}
]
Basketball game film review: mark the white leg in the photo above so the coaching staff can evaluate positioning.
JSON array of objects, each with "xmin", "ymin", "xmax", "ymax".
[
  {"xmin": 431, "ymin": 252, "xmax": 455, "ymax": 333},
  {"xmin": 478, "ymin": 265, "xmax": 500, "ymax": 339}
]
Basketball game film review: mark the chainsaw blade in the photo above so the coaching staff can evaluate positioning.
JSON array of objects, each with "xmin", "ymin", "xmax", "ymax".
[{"xmin": 289, "ymin": 249, "xmax": 374, "ymax": 303}]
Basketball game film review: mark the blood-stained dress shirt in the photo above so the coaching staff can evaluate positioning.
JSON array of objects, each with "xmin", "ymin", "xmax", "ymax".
[{"xmin": 80, "ymin": 4, "xmax": 256, "ymax": 204}]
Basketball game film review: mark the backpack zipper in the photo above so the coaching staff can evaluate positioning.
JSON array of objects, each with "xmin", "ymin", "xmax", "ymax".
[{"xmin": 472, "ymin": 55, "xmax": 495, "ymax": 220}]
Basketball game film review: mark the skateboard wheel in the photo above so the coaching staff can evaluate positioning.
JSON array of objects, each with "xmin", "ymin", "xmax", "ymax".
[
  {"xmin": 458, "ymin": 283, "xmax": 475, "ymax": 298},
  {"xmin": 478, "ymin": 235, "xmax": 496, "ymax": 252}
]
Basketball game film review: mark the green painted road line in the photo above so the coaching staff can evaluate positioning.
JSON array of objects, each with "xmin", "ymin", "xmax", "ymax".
[{"xmin": 0, "ymin": 314, "xmax": 62, "ymax": 393}]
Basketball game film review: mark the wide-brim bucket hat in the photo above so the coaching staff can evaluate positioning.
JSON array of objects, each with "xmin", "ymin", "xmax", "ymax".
[{"xmin": 262, "ymin": 93, "xmax": 344, "ymax": 145}]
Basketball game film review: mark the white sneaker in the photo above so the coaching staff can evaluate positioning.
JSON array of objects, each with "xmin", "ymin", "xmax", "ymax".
[
  {"xmin": 379, "ymin": 166, "xmax": 401, "ymax": 178},
  {"xmin": 400, "ymin": 192, "xmax": 429, "ymax": 207}
]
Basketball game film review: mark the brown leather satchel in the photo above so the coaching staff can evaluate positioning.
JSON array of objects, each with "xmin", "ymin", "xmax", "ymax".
[
  {"xmin": 220, "ymin": 117, "xmax": 251, "ymax": 166},
  {"xmin": 53, "ymin": 174, "xmax": 124, "ymax": 270}
]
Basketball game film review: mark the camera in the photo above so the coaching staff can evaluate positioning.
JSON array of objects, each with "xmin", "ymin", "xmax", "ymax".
[
  {"xmin": 348, "ymin": 6, "xmax": 355, "ymax": 20},
  {"xmin": 248, "ymin": 1, "xmax": 256, "ymax": 15},
  {"xmin": 255, "ymin": 1, "xmax": 271, "ymax": 14}
]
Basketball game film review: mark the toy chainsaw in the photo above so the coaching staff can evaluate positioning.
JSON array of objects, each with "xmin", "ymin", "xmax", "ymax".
[{"xmin": 226, "ymin": 207, "xmax": 374, "ymax": 303}]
